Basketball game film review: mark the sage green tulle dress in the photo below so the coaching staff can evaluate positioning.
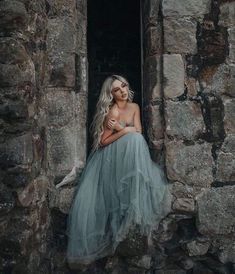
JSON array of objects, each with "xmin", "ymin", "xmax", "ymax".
[{"xmin": 66, "ymin": 131, "xmax": 172, "ymax": 265}]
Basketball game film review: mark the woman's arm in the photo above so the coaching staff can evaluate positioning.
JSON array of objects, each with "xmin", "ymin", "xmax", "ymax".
[
  {"xmin": 100, "ymin": 126, "xmax": 136, "ymax": 146},
  {"xmin": 133, "ymin": 103, "xmax": 142, "ymax": 133}
]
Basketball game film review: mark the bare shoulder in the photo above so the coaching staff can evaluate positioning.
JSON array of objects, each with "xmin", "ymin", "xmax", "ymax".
[
  {"xmin": 107, "ymin": 105, "xmax": 120, "ymax": 118},
  {"xmin": 128, "ymin": 102, "xmax": 140, "ymax": 111}
]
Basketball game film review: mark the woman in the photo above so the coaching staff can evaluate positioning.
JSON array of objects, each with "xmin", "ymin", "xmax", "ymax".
[{"xmin": 66, "ymin": 75, "xmax": 172, "ymax": 267}]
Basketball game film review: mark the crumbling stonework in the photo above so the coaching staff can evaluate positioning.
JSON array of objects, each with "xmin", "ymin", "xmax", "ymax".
[{"xmin": 0, "ymin": 0, "xmax": 234, "ymax": 273}]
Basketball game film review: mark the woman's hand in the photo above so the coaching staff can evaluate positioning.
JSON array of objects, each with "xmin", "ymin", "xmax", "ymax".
[
  {"xmin": 107, "ymin": 118, "xmax": 124, "ymax": 131},
  {"xmin": 107, "ymin": 118, "xmax": 116, "ymax": 130}
]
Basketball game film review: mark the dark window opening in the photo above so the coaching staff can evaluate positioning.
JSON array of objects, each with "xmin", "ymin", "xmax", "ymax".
[{"xmin": 87, "ymin": 0, "xmax": 142, "ymax": 154}]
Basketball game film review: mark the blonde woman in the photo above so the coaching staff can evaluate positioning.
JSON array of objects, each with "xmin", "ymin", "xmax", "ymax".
[{"xmin": 66, "ymin": 75, "xmax": 172, "ymax": 267}]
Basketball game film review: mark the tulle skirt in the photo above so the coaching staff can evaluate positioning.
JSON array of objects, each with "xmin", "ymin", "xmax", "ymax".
[{"xmin": 66, "ymin": 132, "xmax": 172, "ymax": 265}]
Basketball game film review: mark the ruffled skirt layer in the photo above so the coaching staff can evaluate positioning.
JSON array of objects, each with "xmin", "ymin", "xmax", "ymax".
[{"xmin": 66, "ymin": 132, "xmax": 172, "ymax": 265}]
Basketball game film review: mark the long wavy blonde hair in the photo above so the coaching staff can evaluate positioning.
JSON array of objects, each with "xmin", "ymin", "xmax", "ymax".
[{"xmin": 90, "ymin": 75, "xmax": 134, "ymax": 151}]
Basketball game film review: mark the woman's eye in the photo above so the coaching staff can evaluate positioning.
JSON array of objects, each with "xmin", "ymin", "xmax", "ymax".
[{"xmin": 121, "ymin": 83, "xmax": 127, "ymax": 88}]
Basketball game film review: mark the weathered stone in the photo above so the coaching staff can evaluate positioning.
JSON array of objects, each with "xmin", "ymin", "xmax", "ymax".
[
  {"xmin": 116, "ymin": 226, "xmax": 148, "ymax": 257},
  {"xmin": 46, "ymin": 18, "xmax": 76, "ymax": 87},
  {"xmin": 178, "ymin": 257, "xmax": 194, "ymax": 270},
  {"xmin": 42, "ymin": 89, "xmax": 75, "ymax": 127},
  {"xmin": 76, "ymin": 0, "xmax": 87, "ymax": 16},
  {"xmin": 228, "ymin": 27, "xmax": 235, "ymax": 63},
  {"xmin": 162, "ymin": 0, "xmax": 211, "ymax": 19},
  {"xmin": 196, "ymin": 186, "xmax": 235, "ymax": 235},
  {"xmin": 202, "ymin": 63, "xmax": 235, "ymax": 97},
  {"xmin": 217, "ymin": 240, "xmax": 235, "ymax": 264},
  {"xmin": 145, "ymin": 104, "xmax": 164, "ymax": 147},
  {"xmin": 144, "ymin": 55, "xmax": 162, "ymax": 101},
  {"xmin": 46, "ymin": 0, "xmax": 76, "ymax": 17},
  {"xmin": 47, "ymin": 125, "xmax": 82, "ymax": 177},
  {"xmin": 171, "ymin": 181, "xmax": 202, "ymax": 199},
  {"xmin": 197, "ymin": 23, "xmax": 227, "ymax": 65},
  {"xmin": 223, "ymin": 98, "xmax": 235, "ymax": 134},
  {"xmin": 165, "ymin": 140, "xmax": 213, "ymax": 187},
  {"xmin": 0, "ymin": 133, "xmax": 33, "ymax": 167},
  {"xmin": 164, "ymin": 17, "xmax": 197, "ymax": 54},
  {"xmin": 76, "ymin": 53, "xmax": 88, "ymax": 93},
  {"xmin": 152, "ymin": 216, "xmax": 178, "ymax": 243},
  {"xmin": 0, "ymin": 101, "xmax": 28, "ymax": 120},
  {"xmin": 0, "ymin": 184, "xmax": 15, "ymax": 214},
  {"xmin": 154, "ymin": 265, "xmax": 187, "ymax": 274},
  {"xmin": 144, "ymin": 25, "xmax": 162, "ymax": 57},
  {"xmin": 49, "ymin": 186, "xmax": 75, "ymax": 214},
  {"xmin": 165, "ymin": 100, "xmax": 205, "ymax": 140},
  {"xmin": 143, "ymin": 0, "xmax": 160, "ymax": 28},
  {"xmin": 126, "ymin": 255, "xmax": 152, "ymax": 270},
  {"xmin": 76, "ymin": 12, "xmax": 87, "ymax": 54},
  {"xmin": 163, "ymin": 54, "xmax": 184, "ymax": 99},
  {"xmin": 185, "ymin": 78, "xmax": 198, "ymax": 97},
  {"xmin": 216, "ymin": 134, "xmax": 235, "ymax": 182},
  {"xmin": 186, "ymin": 238, "xmax": 210, "ymax": 256},
  {"xmin": 0, "ymin": 0, "xmax": 28, "ymax": 31},
  {"xmin": 172, "ymin": 198, "xmax": 195, "ymax": 213},
  {"xmin": 218, "ymin": 2, "xmax": 235, "ymax": 28},
  {"xmin": 16, "ymin": 176, "xmax": 48, "ymax": 207},
  {"xmin": 0, "ymin": 38, "xmax": 35, "ymax": 87}
]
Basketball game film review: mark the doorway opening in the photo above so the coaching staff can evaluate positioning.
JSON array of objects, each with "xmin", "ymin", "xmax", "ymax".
[{"xmin": 87, "ymin": 0, "xmax": 142, "ymax": 153}]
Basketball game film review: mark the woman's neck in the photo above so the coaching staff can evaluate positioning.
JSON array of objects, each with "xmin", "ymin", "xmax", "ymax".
[{"xmin": 116, "ymin": 100, "xmax": 128, "ymax": 110}]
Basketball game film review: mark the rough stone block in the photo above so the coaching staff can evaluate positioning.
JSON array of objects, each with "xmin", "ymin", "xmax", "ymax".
[
  {"xmin": 0, "ymin": 0, "xmax": 28, "ymax": 31},
  {"xmin": 199, "ymin": 64, "xmax": 235, "ymax": 97},
  {"xmin": 164, "ymin": 17, "xmax": 197, "ymax": 54},
  {"xmin": 165, "ymin": 100, "xmax": 205, "ymax": 139},
  {"xmin": 144, "ymin": 25, "xmax": 162, "ymax": 57},
  {"xmin": 46, "ymin": 0, "xmax": 76, "ymax": 17},
  {"xmin": 76, "ymin": 53, "xmax": 88, "ymax": 94},
  {"xmin": 49, "ymin": 186, "xmax": 75, "ymax": 214},
  {"xmin": 186, "ymin": 239, "xmax": 210, "ymax": 256},
  {"xmin": 76, "ymin": 0, "xmax": 87, "ymax": 16},
  {"xmin": 0, "ymin": 184, "xmax": 15, "ymax": 215},
  {"xmin": 216, "ymin": 134, "xmax": 235, "ymax": 182},
  {"xmin": 171, "ymin": 181, "xmax": 202, "ymax": 199},
  {"xmin": 43, "ymin": 89, "xmax": 75, "ymax": 127},
  {"xmin": 145, "ymin": 104, "xmax": 164, "ymax": 148},
  {"xmin": 0, "ymin": 133, "xmax": 33, "ymax": 168},
  {"xmin": 223, "ymin": 98, "xmax": 235, "ymax": 134},
  {"xmin": 217, "ymin": 240, "xmax": 235, "ymax": 264},
  {"xmin": 17, "ymin": 176, "xmax": 49, "ymax": 207},
  {"xmin": 196, "ymin": 186, "xmax": 235, "ymax": 235},
  {"xmin": 76, "ymin": 11, "xmax": 87, "ymax": 54},
  {"xmin": 47, "ymin": 122, "xmax": 86, "ymax": 177},
  {"xmin": 144, "ymin": 55, "xmax": 162, "ymax": 101},
  {"xmin": 162, "ymin": 0, "xmax": 211, "ymax": 19},
  {"xmin": 186, "ymin": 77, "xmax": 197, "ymax": 97},
  {"xmin": 165, "ymin": 140, "xmax": 213, "ymax": 187},
  {"xmin": 218, "ymin": 2, "xmax": 235, "ymax": 28},
  {"xmin": 46, "ymin": 18, "xmax": 76, "ymax": 87},
  {"xmin": 0, "ymin": 38, "xmax": 35, "ymax": 87},
  {"xmin": 228, "ymin": 27, "xmax": 235, "ymax": 63},
  {"xmin": 172, "ymin": 198, "xmax": 195, "ymax": 213},
  {"xmin": 143, "ymin": 0, "xmax": 160, "ymax": 27},
  {"xmin": 163, "ymin": 54, "xmax": 184, "ymax": 99}
]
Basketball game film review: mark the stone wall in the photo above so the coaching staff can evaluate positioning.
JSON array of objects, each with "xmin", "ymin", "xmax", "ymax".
[
  {"xmin": 0, "ymin": 0, "xmax": 87, "ymax": 273},
  {"xmin": 0, "ymin": 0, "xmax": 234, "ymax": 273}
]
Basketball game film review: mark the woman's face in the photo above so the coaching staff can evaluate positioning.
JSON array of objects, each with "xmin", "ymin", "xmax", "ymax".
[{"xmin": 111, "ymin": 79, "xmax": 129, "ymax": 102}]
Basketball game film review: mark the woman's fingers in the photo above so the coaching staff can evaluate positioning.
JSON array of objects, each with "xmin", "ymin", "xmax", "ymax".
[{"xmin": 107, "ymin": 118, "xmax": 116, "ymax": 129}]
